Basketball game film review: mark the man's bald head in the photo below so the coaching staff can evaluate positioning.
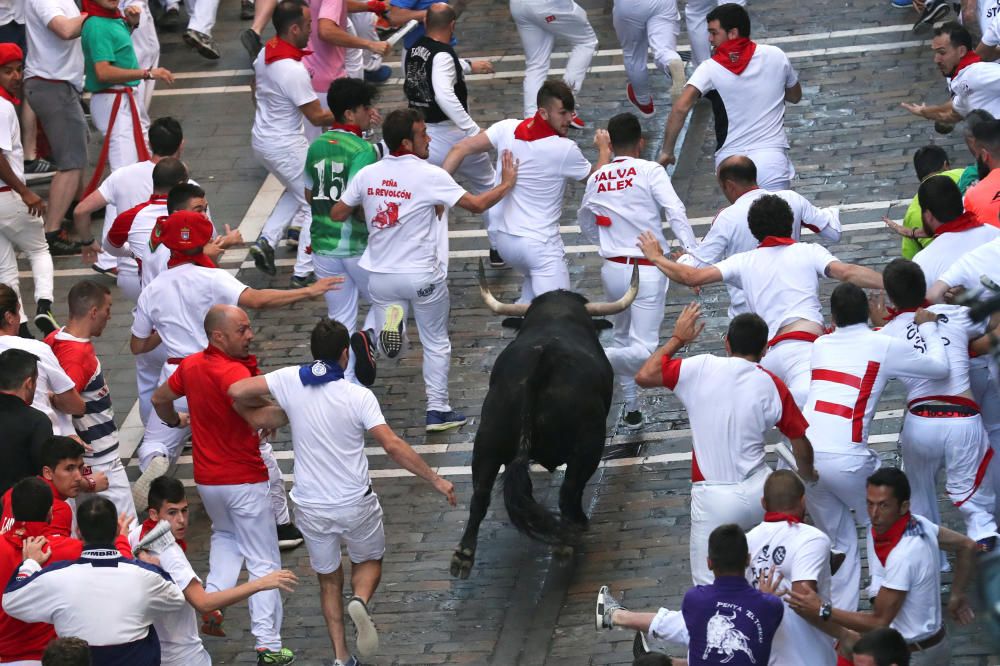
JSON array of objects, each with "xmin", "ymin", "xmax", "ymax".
[
  {"xmin": 204, "ymin": 305, "xmax": 255, "ymax": 358},
  {"xmin": 762, "ymin": 470, "xmax": 805, "ymax": 513},
  {"xmin": 718, "ymin": 155, "xmax": 757, "ymax": 186},
  {"xmin": 425, "ymin": 2, "xmax": 457, "ymax": 31},
  {"xmin": 204, "ymin": 304, "xmax": 239, "ymax": 339}
]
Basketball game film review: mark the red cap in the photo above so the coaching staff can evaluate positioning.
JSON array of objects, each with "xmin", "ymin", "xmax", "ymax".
[
  {"xmin": 156, "ymin": 210, "xmax": 213, "ymax": 252},
  {"xmin": 0, "ymin": 43, "xmax": 24, "ymax": 67}
]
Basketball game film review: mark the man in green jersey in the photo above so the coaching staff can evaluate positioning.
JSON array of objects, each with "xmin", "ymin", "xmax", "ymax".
[{"xmin": 305, "ymin": 76, "xmax": 382, "ymax": 386}]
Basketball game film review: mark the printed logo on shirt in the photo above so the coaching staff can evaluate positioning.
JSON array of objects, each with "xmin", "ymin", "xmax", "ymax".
[
  {"xmin": 772, "ymin": 546, "xmax": 786, "ymax": 565},
  {"xmin": 705, "ymin": 607, "xmax": 759, "ymax": 663},
  {"xmin": 373, "ymin": 201, "xmax": 401, "ymax": 229},
  {"xmin": 544, "ymin": 14, "xmax": 555, "ymax": 22},
  {"xmin": 593, "ymin": 165, "xmax": 638, "ymax": 193}
]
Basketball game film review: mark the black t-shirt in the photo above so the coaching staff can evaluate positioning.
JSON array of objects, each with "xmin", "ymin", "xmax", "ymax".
[{"xmin": 0, "ymin": 393, "xmax": 53, "ymax": 496}]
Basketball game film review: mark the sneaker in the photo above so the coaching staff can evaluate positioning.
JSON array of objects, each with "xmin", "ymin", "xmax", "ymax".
[
  {"xmin": 379, "ymin": 304, "xmax": 404, "ymax": 358},
  {"xmin": 334, "ymin": 658, "xmax": 369, "ymax": 666},
  {"xmin": 23, "ymin": 158, "xmax": 55, "ymax": 174},
  {"xmin": 913, "ymin": 0, "xmax": 950, "ymax": 27},
  {"xmin": 290, "ymin": 272, "xmax": 317, "ymax": 289},
  {"xmin": 276, "ymin": 522, "xmax": 304, "ymax": 550},
  {"xmin": 200, "ymin": 609, "xmax": 225, "ymax": 637},
  {"xmin": 256, "ymin": 647, "xmax": 295, "ymax": 665},
  {"xmin": 347, "ymin": 596, "xmax": 379, "ymax": 657},
  {"xmin": 934, "ymin": 121, "xmax": 955, "ymax": 135},
  {"xmin": 595, "ymin": 585, "xmax": 624, "ymax": 631},
  {"xmin": 46, "ymin": 231, "xmax": 80, "ymax": 256},
  {"xmin": 158, "ymin": 6, "xmax": 180, "ymax": 29},
  {"xmin": 977, "ymin": 535, "xmax": 998, "ymax": 553},
  {"xmin": 249, "ymin": 238, "xmax": 277, "ymax": 275},
  {"xmin": 593, "ymin": 319, "xmax": 613, "ymax": 331},
  {"xmin": 91, "ymin": 263, "xmax": 118, "ymax": 277},
  {"xmin": 240, "ymin": 0, "xmax": 255, "ymax": 19},
  {"xmin": 350, "ymin": 329, "xmax": 377, "ymax": 387},
  {"xmin": 363, "ymin": 65, "xmax": 393, "ymax": 83},
  {"xmin": 626, "ymin": 84, "xmax": 655, "ymax": 118},
  {"xmin": 632, "ymin": 630, "xmax": 651, "ymax": 657},
  {"xmin": 132, "ymin": 455, "xmax": 169, "ymax": 514},
  {"xmin": 426, "ymin": 410, "xmax": 467, "ymax": 432},
  {"xmin": 570, "ymin": 112, "xmax": 585, "ymax": 129},
  {"xmin": 891, "ymin": 0, "xmax": 912, "ymax": 7},
  {"xmin": 622, "ymin": 410, "xmax": 643, "ymax": 431},
  {"xmin": 668, "ymin": 58, "xmax": 687, "ymax": 98},
  {"xmin": 488, "ymin": 248, "xmax": 506, "ymax": 268},
  {"xmin": 184, "ymin": 29, "xmax": 221, "ymax": 60},
  {"xmin": 285, "ymin": 226, "xmax": 300, "ymax": 248},
  {"xmin": 241, "ymin": 28, "xmax": 264, "ymax": 61},
  {"xmin": 34, "ymin": 306, "xmax": 58, "ymax": 337}
]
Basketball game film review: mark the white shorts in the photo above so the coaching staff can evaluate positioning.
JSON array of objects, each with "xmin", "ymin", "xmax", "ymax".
[{"xmin": 295, "ymin": 492, "xmax": 385, "ymax": 574}]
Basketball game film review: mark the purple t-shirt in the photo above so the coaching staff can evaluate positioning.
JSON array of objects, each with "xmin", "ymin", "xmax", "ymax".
[{"xmin": 682, "ymin": 576, "xmax": 784, "ymax": 665}]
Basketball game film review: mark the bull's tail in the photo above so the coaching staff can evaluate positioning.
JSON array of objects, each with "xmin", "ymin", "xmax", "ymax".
[{"xmin": 501, "ymin": 349, "xmax": 580, "ymax": 546}]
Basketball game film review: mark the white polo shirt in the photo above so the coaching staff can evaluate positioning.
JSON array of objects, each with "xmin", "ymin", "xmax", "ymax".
[
  {"xmin": 24, "ymin": 0, "xmax": 85, "ymax": 90},
  {"xmin": 914, "ymin": 224, "xmax": 999, "ymax": 285},
  {"xmin": 747, "ymin": 520, "xmax": 836, "ymax": 666},
  {"xmin": 341, "ymin": 153, "xmax": 466, "ymax": 276},
  {"xmin": 866, "ymin": 513, "xmax": 942, "ymax": 643},
  {"xmin": 0, "ymin": 97, "xmax": 23, "ymax": 186},
  {"xmin": 484, "ymin": 118, "xmax": 591, "ymax": 243},
  {"xmin": 662, "ymin": 354, "xmax": 807, "ymax": 482},
  {"xmin": 265, "ymin": 366, "xmax": 386, "ymax": 509},
  {"xmin": 714, "ymin": 242, "xmax": 837, "ymax": 338},
  {"xmin": 0, "ymin": 334, "xmax": 75, "ymax": 436},
  {"xmin": 577, "ymin": 156, "xmax": 696, "ymax": 256},
  {"xmin": 686, "ymin": 44, "xmax": 798, "ymax": 163},
  {"xmin": 250, "ymin": 52, "xmax": 316, "ymax": 147},
  {"xmin": 950, "ymin": 61, "xmax": 1000, "ymax": 118},
  {"xmin": 132, "ymin": 264, "xmax": 248, "ymax": 359}
]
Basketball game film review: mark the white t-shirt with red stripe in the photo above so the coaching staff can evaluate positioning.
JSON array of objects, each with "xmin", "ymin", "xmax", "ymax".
[
  {"xmin": 661, "ymin": 354, "xmax": 807, "ymax": 482},
  {"xmin": 105, "ymin": 194, "xmax": 167, "ymax": 279}
]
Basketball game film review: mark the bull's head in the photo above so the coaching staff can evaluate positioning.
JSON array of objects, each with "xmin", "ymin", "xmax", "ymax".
[{"xmin": 477, "ymin": 258, "xmax": 639, "ymax": 317}]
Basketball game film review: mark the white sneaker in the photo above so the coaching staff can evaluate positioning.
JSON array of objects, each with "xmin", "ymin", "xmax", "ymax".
[
  {"xmin": 347, "ymin": 597, "xmax": 378, "ymax": 657},
  {"xmin": 132, "ymin": 455, "xmax": 169, "ymax": 512}
]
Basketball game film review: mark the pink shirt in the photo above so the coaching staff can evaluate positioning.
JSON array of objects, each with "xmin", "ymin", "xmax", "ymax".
[{"xmin": 304, "ymin": 0, "xmax": 348, "ymax": 94}]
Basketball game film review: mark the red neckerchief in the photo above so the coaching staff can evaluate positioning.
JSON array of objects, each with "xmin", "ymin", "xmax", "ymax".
[
  {"xmin": 390, "ymin": 148, "xmax": 417, "ymax": 157},
  {"xmin": 764, "ymin": 512, "xmax": 801, "ymax": 524},
  {"xmin": 712, "ymin": 37, "xmax": 757, "ymax": 75},
  {"xmin": 884, "ymin": 299, "xmax": 930, "ymax": 323},
  {"xmin": 514, "ymin": 112, "xmax": 559, "ymax": 141},
  {"xmin": 81, "ymin": 0, "xmax": 124, "ymax": 20},
  {"xmin": 331, "ymin": 122, "xmax": 363, "ymax": 137},
  {"xmin": 264, "ymin": 37, "xmax": 312, "ymax": 64},
  {"xmin": 757, "ymin": 236, "xmax": 796, "ymax": 248},
  {"xmin": 934, "ymin": 211, "xmax": 983, "ymax": 236},
  {"xmin": 139, "ymin": 518, "xmax": 187, "ymax": 553},
  {"xmin": 204, "ymin": 343, "xmax": 260, "ymax": 377},
  {"xmin": 3, "ymin": 521, "xmax": 52, "ymax": 549},
  {"xmin": 951, "ymin": 51, "xmax": 982, "ymax": 78},
  {"xmin": 872, "ymin": 512, "xmax": 913, "ymax": 566},
  {"xmin": 0, "ymin": 86, "xmax": 19, "ymax": 106},
  {"xmin": 148, "ymin": 215, "xmax": 168, "ymax": 251},
  {"xmin": 167, "ymin": 250, "xmax": 216, "ymax": 270}
]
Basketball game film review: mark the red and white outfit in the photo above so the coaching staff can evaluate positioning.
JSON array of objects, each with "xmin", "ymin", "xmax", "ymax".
[
  {"xmin": 341, "ymin": 153, "xmax": 467, "ymax": 413},
  {"xmin": 121, "ymin": 0, "xmax": 159, "ymax": 111},
  {"xmin": 661, "ymin": 352, "xmax": 807, "ymax": 585},
  {"xmin": 947, "ymin": 53, "xmax": 1000, "ymax": 119},
  {"xmin": 746, "ymin": 515, "xmax": 836, "ymax": 666},
  {"xmin": 881, "ymin": 305, "xmax": 997, "ymax": 543},
  {"xmin": 713, "ymin": 239, "xmax": 837, "ymax": 407},
  {"xmin": 577, "ymin": 155, "xmax": 694, "ymax": 412},
  {"xmin": 684, "ymin": 188, "xmax": 841, "ymax": 318},
  {"xmin": 612, "ymin": 0, "xmax": 683, "ymax": 107},
  {"xmin": 682, "ymin": 0, "xmax": 745, "ymax": 67},
  {"xmin": 913, "ymin": 214, "xmax": 999, "ymax": 286},
  {"xmin": 0, "ymin": 477, "xmax": 74, "ymax": 538},
  {"xmin": 92, "ymin": 159, "xmax": 154, "ymax": 293},
  {"xmin": 46, "ymin": 328, "xmax": 138, "ymax": 522},
  {"xmin": 484, "ymin": 116, "xmax": 591, "ymax": 303},
  {"xmin": 686, "ymin": 39, "xmax": 798, "ymax": 190},
  {"xmin": 803, "ymin": 322, "xmax": 948, "ymax": 611},
  {"xmin": 0, "ymin": 334, "xmax": 76, "ymax": 436},
  {"xmin": 251, "ymin": 38, "xmax": 316, "ymax": 279}
]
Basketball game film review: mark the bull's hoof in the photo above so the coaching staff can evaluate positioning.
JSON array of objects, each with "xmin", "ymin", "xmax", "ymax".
[
  {"xmin": 553, "ymin": 544, "xmax": 575, "ymax": 560},
  {"xmin": 450, "ymin": 546, "xmax": 475, "ymax": 579}
]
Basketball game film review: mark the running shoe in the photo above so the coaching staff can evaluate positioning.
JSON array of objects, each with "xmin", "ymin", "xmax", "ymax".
[
  {"xmin": 290, "ymin": 272, "xmax": 317, "ymax": 289},
  {"xmin": 595, "ymin": 585, "xmax": 624, "ymax": 630},
  {"xmin": 570, "ymin": 112, "xmax": 585, "ymax": 129},
  {"xmin": 425, "ymin": 410, "xmax": 467, "ymax": 432},
  {"xmin": 184, "ymin": 29, "xmax": 221, "ymax": 60},
  {"xmin": 350, "ymin": 329, "xmax": 377, "ymax": 387},
  {"xmin": 256, "ymin": 647, "xmax": 295, "ymax": 665},
  {"xmin": 249, "ymin": 238, "xmax": 277, "ymax": 276},
  {"xmin": 378, "ymin": 304, "xmax": 404, "ymax": 358},
  {"xmin": 277, "ymin": 523, "xmax": 304, "ymax": 550},
  {"xmin": 347, "ymin": 597, "xmax": 379, "ymax": 657},
  {"xmin": 200, "ymin": 609, "xmax": 225, "ymax": 637},
  {"xmin": 626, "ymin": 84, "xmax": 655, "ymax": 118}
]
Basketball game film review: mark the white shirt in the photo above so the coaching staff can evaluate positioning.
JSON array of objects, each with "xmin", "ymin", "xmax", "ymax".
[
  {"xmin": 577, "ymin": 156, "xmax": 695, "ymax": 256},
  {"xmin": 0, "ymin": 334, "xmax": 75, "ymax": 435},
  {"xmin": 866, "ymin": 513, "xmax": 942, "ymax": 642},
  {"xmin": 484, "ymin": 118, "xmax": 591, "ymax": 243},
  {"xmin": 715, "ymin": 242, "xmax": 837, "ymax": 339},
  {"xmin": 687, "ymin": 189, "xmax": 842, "ymax": 317},
  {"xmin": 342, "ymin": 154, "xmax": 466, "ymax": 276},
  {"xmin": 98, "ymin": 160, "xmax": 154, "ymax": 213},
  {"xmin": 265, "ymin": 366, "xmax": 386, "ymax": 508},
  {"xmin": 24, "ymin": 0, "xmax": 85, "ymax": 90},
  {"xmin": 431, "ymin": 52, "xmax": 478, "ymax": 136},
  {"xmin": 663, "ymin": 354, "xmax": 806, "ymax": 482},
  {"xmin": 686, "ymin": 44, "xmax": 798, "ymax": 162},
  {"xmin": 914, "ymin": 224, "xmax": 1000, "ymax": 285},
  {"xmin": 747, "ymin": 520, "xmax": 836, "ymax": 666},
  {"xmin": 132, "ymin": 264, "xmax": 248, "ymax": 358},
  {"xmin": 982, "ymin": 9, "xmax": 1000, "ymax": 46},
  {"xmin": 935, "ymin": 237, "xmax": 1000, "ymax": 293},
  {"xmin": 125, "ymin": 202, "xmax": 167, "ymax": 280},
  {"xmin": 251, "ymin": 53, "xmax": 317, "ymax": 146},
  {"xmin": 0, "ymin": 0, "xmax": 22, "ymax": 25},
  {"xmin": 977, "ymin": 0, "xmax": 1000, "ymax": 35},
  {"xmin": 0, "ymin": 97, "xmax": 23, "ymax": 186},
  {"xmin": 804, "ymin": 323, "xmax": 949, "ymax": 455},
  {"xmin": 949, "ymin": 61, "xmax": 1000, "ymax": 118}
]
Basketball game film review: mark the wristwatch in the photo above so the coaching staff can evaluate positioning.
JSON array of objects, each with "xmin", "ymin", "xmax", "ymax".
[{"xmin": 819, "ymin": 602, "xmax": 833, "ymax": 621}]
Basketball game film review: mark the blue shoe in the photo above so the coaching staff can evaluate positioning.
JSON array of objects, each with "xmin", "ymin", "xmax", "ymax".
[
  {"xmin": 286, "ymin": 226, "xmax": 300, "ymax": 248},
  {"xmin": 426, "ymin": 410, "xmax": 467, "ymax": 432},
  {"xmin": 364, "ymin": 65, "xmax": 392, "ymax": 83},
  {"xmin": 891, "ymin": 0, "xmax": 912, "ymax": 8},
  {"xmin": 977, "ymin": 535, "xmax": 997, "ymax": 553}
]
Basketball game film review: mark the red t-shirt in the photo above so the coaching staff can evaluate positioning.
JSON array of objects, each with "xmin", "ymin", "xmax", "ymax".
[
  {"xmin": 0, "ymin": 478, "xmax": 73, "ymax": 538},
  {"xmin": 167, "ymin": 346, "xmax": 267, "ymax": 486}
]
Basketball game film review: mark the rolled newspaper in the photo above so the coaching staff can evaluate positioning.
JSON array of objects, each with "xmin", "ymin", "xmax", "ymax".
[{"xmin": 386, "ymin": 19, "xmax": 419, "ymax": 48}]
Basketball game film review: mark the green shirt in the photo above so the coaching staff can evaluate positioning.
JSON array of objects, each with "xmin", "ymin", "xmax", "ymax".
[
  {"xmin": 957, "ymin": 164, "xmax": 980, "ymax": 193},
  {"xmin": 81, "ymin": 17, "xmax": 139, "ymax": 93},
  {"xmin": 901, "ymin": 167, "xmax": 965, "ymax": 259},
  {"xmin": 305, "ymin": 128, "xmax": 378, "ymax": 258}
]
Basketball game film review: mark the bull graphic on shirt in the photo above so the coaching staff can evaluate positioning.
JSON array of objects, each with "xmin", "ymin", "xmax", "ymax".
[
  {"xmin": 373, "ymin": 201, "xmax": 401, "ymax": 229},
  {"xmin": 704, "ymin": 610, "xmax": 756, "ymax": 663}
]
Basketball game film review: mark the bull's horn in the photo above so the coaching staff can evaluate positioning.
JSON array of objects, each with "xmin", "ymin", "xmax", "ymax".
[
  {"xmin": 478, "ymin": 258, "xmax": 530, "ymax": 317},
  {"xmin": 585, "ymin": 264, "xmax": 639, "ymax": 316}
]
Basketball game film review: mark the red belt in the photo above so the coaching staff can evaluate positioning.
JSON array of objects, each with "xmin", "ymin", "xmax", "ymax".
[
  {"xmin": 82, "ymin": 87, "xmax": 150, "ymax": 197},
  {"xmin": 907, "ymin": 395, "xmax": 980, "ymax": 416},
  {"xmin": 167, "ymin": 357, "xmax": 184, "ymax": 365},
  {"xmin": 0, "ymin": 186, "xmax": 11, "ymax": 193},
  {"xmin": 606, "ymin": 256, "xmax": 653, "ymax": 266},
  {"xmin": 767, "ymin": 330, "xmax": 821, "ymax": 348}
]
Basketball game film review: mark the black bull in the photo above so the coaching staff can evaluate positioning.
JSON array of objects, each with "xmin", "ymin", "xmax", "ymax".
[{"xmin": 450, "ymin": 262, "xmax": 638, "ymax": 579}]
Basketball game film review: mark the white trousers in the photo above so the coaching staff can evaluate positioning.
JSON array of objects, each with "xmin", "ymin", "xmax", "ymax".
[
  {"xmin": 136, "ymin": 342, "xmax": 168, "ymax": 425},
  {"xmin": 345, "ymin": 12, "xmax": 382, "ymax": 78},
  {"xmin": 759, "ymin": 338, "xmax": 812, "ymax": 409},
  {"xmin": 259, "ymin": 441, "xmax": 290, "ymax": 525},
  {"xmin": 602, "ymin": 261, "xmax": 667, "ymax": 410},
  {"xmin": 89, "ymin": 89, "xmax": 151, "ymax": 173},
  {"xmin": 186, "ymin": 0, "xmax": 219, "ymax": 35},
  {"xmin": 0, "ymin": 191, "xmax": 55, "ymax": 320},
  {"xmin": 806, "ymin": 450, "xmax": 880, "ymax": 611},
  {"xmin": 716, "ymin": 147, "xmax": 794, "ymax": 193},
  {"xmin": 199, "ymin": 481, "xmax": 283, "ymax": 650},
  {"xmin": 427, "ymin": 122, "xmax": 497, "ymax": 247},
  {"xmin": 901, "ymin": 412, "xmax": 998, "ymax": 541},
  {"xmin": 612, "ymin": 0, "xmax": 681, "ymax": 102},
  {"xmin": 684, "ymin": 0, "xmax": 746, "ymax": 67},
  {"xmin": 129, "ymin": 0, "xmax": 160, "ymax": 111},
  {"xmin": 368, "ymin": 270, "xmax": 452, "ymax": 412},
  {"xmin": 116, "ymin": 264, "xmax": 140, "ymax": 302},
  {"xmin": 509, "ymin": 0, "xmax": 597, "ymax": 117},
  {"xmin": 92, "ymin": 456, "xmax": 138, "ymax": 523},
  {"xmin": 252, "ymin": 137, "xmax": 313, "ymax": 277},
  {"xmin": 137, "ymin": 363, "xmax": 189, "ymax": 470},
  {"xmin": 312, "ymin": 254, "xmax": 375, "ymax": 385},
  {"xmin": 494, "ymin": 231, "xmax": 569, "ymax": 304},
  {"xmin": 689, "ymin": 465, "xmax": 770, "ymax": 585}
]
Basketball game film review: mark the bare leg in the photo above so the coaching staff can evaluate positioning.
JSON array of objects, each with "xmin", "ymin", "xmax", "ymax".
[
  {"xmin": 251, "ymin": 0, "xmax": 277, "ymax": 35},
  {"xmin": 45, "ymin": 170, "xmax": 81, "ymax": 233},
  {"xmin": 20, "ymin": 100, "xmax": 37, "ymax": 161},
  {"xmin": 608, "ymin": 609, "xmax": 657, "ymax": 633},
  {"xmin": 350, "ymin": 558, "xmax": 382, "ymax": 603},
  {"xmin": 318, "ymin": 568, "xmax": 350, "ymax": 662}
]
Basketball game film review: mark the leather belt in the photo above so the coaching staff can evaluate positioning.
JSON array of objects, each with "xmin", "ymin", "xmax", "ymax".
[
  {"xmin": 909, "ymin": 404, "xmax": 979, "ymax": 418},
  {"xmin": 908, "ymin": 626, "xmax": 945, "ymax": 652},
  {"xmin": 606, "ymin": 256, "xmax": 653, "ymax": 266}
]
